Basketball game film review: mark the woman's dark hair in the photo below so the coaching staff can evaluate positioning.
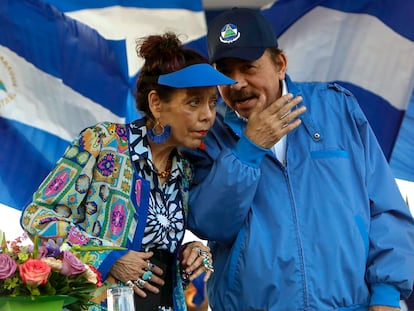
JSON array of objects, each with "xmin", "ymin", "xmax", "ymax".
[{"xmin": 135, "ymin": 32, "xmax": 208, "ymax": 119}]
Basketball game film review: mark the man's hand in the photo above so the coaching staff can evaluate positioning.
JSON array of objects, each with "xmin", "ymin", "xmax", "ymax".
[{"xmin": 245, "ymin": 93, "xmax": 306, "ymax": 149}]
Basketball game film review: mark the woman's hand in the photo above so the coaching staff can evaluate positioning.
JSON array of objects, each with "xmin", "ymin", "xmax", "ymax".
[
  {"xmin": 109, "ymin": 250, "xmax": 164, "ymax": 298},
  {"xmin": 180, "ymin": 241, "xmax": 213, "ymax": 283}
]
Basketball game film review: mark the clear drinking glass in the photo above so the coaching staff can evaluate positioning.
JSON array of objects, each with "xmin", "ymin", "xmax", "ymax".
[{"xmin": 107, "ymin": 286, "xmax": 135, "ymax": 311}]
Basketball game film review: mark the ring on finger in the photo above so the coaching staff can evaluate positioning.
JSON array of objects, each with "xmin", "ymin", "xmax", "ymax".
[
  {"xmin": 192, "ymin": 246, "xmax": 208, "ymax": 258},
  {"xmin": 192, "ymin": 246, "xmax": 201, "ymax": 254},
  {"xmin": 134, "ymin": 278, "xmax": 146, "ymax": 289},
  {"xmin": 279, "ymin": 111, "xmax": 290, "ymax": 120},
  {"xmin": 198, "ymin": 248, "xmax": 210, "ymax": 257},
  {"xmin": 202, "ymin": 256, "xmax": 214, "ymax": 273},
  {"xmin": 146, "ymin": 260, "xmax": 155, "ymax": 271},
  {"xmin": 142, "ymin": 270, "xmax": 153, "ymax": 281},
  {"xmin": 126, "ymin": 280, "xmax": 134, "ymax": 288}
]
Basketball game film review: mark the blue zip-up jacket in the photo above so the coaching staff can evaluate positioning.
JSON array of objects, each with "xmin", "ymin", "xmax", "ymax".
[{"xmin": 184, "ymin": 76, "xmax": 414, "ymax": 311}]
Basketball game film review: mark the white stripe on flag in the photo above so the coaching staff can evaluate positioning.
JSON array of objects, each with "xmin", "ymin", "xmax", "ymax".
[
  {"xmin": 0, "ymin": 203, "xmax": 24, "ymax": 240},
  {"xmin": 279, "ymin": 6, "xmax": 414, "ymax": 110},
  {"xmin": 0, "ymin": 45, "xmax": 124, "ymax": 141},
  {"xmin": 65, "ymin": 7, "xmax": 207, "ymax": 77}
]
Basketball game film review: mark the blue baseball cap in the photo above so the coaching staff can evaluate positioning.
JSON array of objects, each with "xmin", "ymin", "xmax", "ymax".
[
  {"xmin": 207, "ymin": 7, "xmax": 278, "ymax": 63},
  {"xmin": 157, "ymin": 63, "xmax": 236, "ymax": 88}
]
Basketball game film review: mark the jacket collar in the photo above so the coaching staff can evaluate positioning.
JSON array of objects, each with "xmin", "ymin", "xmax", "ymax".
[
  {"xmin": 223, "ymin": 74, "xmax": 322, "ymax": 143},
  {"xmin": 286, "ymin": 75, "xmax": 323, "ymax": 143}
]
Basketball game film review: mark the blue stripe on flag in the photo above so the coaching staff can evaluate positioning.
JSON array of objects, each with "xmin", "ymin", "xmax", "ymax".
[
  {"xmin": 321, "ymin": 0, "xmax": 414, "ymax": 41},
  {"xmin": 390, "ymin": 89, "xmax": 414, "ymax": 181},
  {"xmin": 40, "ymin": 0, "xmax": 203, "ymax": 12},
  {"xmin": 336, "ymin": 81, "xmax": 404, "ymax": 158},
  {"xmin": 0, "ymin": 117, "xmax": 69, "ymax": 209},
  {"xmin": 263, "ymin": 0, "xmax": 414, "ymax": 41},
  {"xmin": 262, "ymin": 0, "xmax": 323, "ymax": 36}
]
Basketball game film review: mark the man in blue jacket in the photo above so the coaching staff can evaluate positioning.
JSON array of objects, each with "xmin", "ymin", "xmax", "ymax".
[{"xmin": 184, "ymin": 7, "xmax": 414, "ymax": 311}]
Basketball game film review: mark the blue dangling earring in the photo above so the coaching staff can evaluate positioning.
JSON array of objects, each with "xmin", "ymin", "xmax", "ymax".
[{"xmin": 147, "ymin": 120, "xmax": 171, "ymax": 143}]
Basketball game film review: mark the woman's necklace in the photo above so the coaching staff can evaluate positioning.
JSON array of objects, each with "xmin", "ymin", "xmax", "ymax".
[{"xmin": 157, "ymin": 157, "xmax": 172, "ymax": 178}]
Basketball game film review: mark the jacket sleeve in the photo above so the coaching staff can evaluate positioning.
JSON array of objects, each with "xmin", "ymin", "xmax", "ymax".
[
  {"xmin": 354, "ymin": 103, "xmax": 414, "ymax": 305},
  {"xmin": 20, "ymin": 124, "xmax": 127, "ymax": 280},
  {"xmin": 186, "ymin": 127, "xmax": 268, "ymax": 244}
]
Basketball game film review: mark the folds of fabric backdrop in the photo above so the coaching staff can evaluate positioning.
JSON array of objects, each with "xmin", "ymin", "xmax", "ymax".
[
  {"xmin": 1, "ymin": 0, "xmax": 414, "ymax": 210},
  {"xmin": 262, "ymin": 0, "xmax": 414, "ymax": 171},
  {"xmin": 0, "ymin": 0, "xmax": 206, "ymax": 210}
]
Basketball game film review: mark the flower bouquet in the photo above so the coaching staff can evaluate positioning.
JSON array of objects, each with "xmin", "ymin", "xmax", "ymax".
[{"xmin": 0, "ymin": 231, "xmax": 105, "ymax": 311}]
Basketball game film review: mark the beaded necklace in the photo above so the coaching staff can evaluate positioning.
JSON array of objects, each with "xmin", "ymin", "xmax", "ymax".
[{"xmin": 157, "ymin": 157, "xmax": 172, "ymax": 178}]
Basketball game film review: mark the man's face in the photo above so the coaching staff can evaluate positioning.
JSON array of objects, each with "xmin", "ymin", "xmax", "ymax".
[{"xmin": 215, "ymin": 50, "xmax": 286, "ymax": 119}]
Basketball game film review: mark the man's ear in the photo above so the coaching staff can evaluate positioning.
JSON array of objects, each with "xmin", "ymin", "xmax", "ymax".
[
  {"xmin": 148, "ymin": 90, "xmax": 162, "ymax": 119},
  {"xmin": 276, "ymin": 52, "xmax": 288, "ymax": 80}
]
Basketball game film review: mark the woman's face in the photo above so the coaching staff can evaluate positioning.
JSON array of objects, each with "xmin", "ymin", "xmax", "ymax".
[{"xmin": 158, "ymin": 86, "xmax": 217, "ymax": 149}]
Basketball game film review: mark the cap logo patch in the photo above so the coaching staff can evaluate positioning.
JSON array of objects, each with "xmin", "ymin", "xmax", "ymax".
[{"xmin": 219, "ymin": 23, "xmax": 240, "ymax": 44}]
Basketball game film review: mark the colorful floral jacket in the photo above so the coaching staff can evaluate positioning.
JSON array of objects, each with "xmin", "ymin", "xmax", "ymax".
[{"xmin": 20, "ymin": 119, "xmax": 192, "ymax": 310}]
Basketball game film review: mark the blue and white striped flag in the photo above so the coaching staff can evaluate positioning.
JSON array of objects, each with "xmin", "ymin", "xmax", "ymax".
[
  {"xmin": 41, "ymin": 0, "xmax": 208, "ymax": 78},
  {"xmin": 262, "ymin": 0, "xmax": 414, "ymax": 164},
  {"xmin": 0, "ymin": 0, "xmax": 206, "ymax": 211},
  {"xmin": 1, "ymin": 0, "xmax": 414, "ymax": 214}
]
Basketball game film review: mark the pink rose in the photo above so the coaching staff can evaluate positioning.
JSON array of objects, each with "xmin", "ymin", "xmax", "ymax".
[
  {"xmin": 19, "ymin": 258, "xmax": 51, "ymax": 286},
  {"xmin": 60, "ymin": 251, "xmax": 86, "ymax": 276},
  {"xmin": 0, "ymin": 253, "xmax": 17, "ymax": 279}
]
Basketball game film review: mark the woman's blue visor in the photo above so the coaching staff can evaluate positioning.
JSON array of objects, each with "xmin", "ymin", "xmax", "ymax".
[{"xmin": 157, "ymin": 63, "xmax": 236, "ymax": 88}]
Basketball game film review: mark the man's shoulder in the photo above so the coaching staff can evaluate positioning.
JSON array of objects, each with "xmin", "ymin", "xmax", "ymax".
[
  {"xmin": 80, "ymin": 121, "xmax": 126, "ymax": 134},
  {"xmin": 293, "ymin": 80, "xmax": 359, "ymax": 118},
  {"xmin": 295, "ymin": 80, "xmax": 354, "ymax": 98}
]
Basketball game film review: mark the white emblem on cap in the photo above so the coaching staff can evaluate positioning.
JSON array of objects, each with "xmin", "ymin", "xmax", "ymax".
[{"xmin": 219, "ymin": 24, "xmax": 240, "ymax": 44}]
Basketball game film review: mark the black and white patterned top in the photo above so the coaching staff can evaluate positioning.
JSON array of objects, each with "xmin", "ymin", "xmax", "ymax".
[{"xmin": 128, "ymin": 119, "xmax": 185, "ymax": 253}]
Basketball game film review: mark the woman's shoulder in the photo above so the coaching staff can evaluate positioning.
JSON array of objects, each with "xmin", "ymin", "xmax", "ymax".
[
  {"xmin": 93, "ymin": 121, "xmax": 127, "ymax": 133},
  {"xmin": 78, "ymin": 122, "xmax": 129, "ymax": 154}
]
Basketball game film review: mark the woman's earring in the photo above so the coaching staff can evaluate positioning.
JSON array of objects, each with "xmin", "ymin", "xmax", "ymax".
[{"xmin": 147, "ymin": 120, "xmax": 171, "ymax": 143}]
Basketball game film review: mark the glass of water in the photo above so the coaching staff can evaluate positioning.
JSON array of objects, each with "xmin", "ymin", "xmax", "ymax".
[{"xmin": 107, "ymin": 286, "xmax": 134, "ymax": 311}]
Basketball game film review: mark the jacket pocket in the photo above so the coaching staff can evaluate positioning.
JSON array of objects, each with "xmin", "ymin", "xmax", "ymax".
[{"xmin": 311, "ymin": 149, "xmax": 349, "ymax": 159}]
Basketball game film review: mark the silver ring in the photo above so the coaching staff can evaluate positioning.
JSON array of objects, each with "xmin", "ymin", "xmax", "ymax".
[
  {"xmin": 279, "ymin": 111, "xmax": 290, "ymax": 120},
  {"xmin": 147, "ymin": 260, "xmax": 155, "ymax": 271},
  {"xmin": 126, "ymin": 280, "xmax": 134, "ymax": 288},
  {"xmin": 192, "ymin": 246, "xmax": 203, "ymax": 256},
  {"xmin": 193, "ymin": 246, "xmax": 209, "ymax": 258},
  {"xmin": 134, "ymin": 278, "xmax": 146, "ymax": 289},
  {"xmin": 199, "ymin": 249, "xmax": 210, "ymax": 257},
  {"xmin": 193, "ymin": 246, "xmax": 214, "ymax": 273}
]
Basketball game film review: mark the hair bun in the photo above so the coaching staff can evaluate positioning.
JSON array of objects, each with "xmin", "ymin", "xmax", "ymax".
[
  {"xmin": 137, "ymin": 32, "xmax": 183, "ymax": 68},
  {"xmin": 135, "ymin": 31, "xmax": 208, "ymax": 117}
]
